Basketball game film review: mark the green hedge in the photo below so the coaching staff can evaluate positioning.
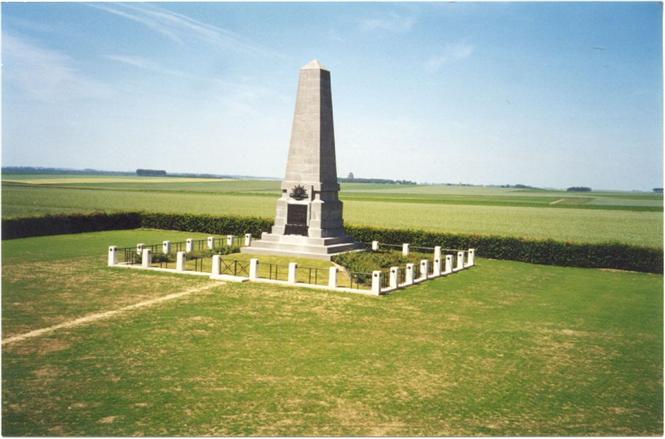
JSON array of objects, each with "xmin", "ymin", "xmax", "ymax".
[
  {"xmin": 2, "ymin": 212, "xmax": 142, "ymax": 240},
  {"xmin": 140, "ymin": 213, "xmax": 272, "ymax": 236},
  {"xmin": 345, "ymin": 225, "xmax": 663, "ymax": 274},
  {"xmin": 2, "ymin": 212, "xmax": 662, "ymax": 273}
]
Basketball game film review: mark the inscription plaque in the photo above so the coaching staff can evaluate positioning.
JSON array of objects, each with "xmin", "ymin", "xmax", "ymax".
[{"xmin": 285, "ymin": 204, "xmax": 308, "ymax": 236}]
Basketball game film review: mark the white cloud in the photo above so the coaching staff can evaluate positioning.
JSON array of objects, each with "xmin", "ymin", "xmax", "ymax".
[
  {"xmin": 425, "ymin": 42, "xmax": 475, "ymax": 73},
  {"xmin": 2, "ymin": 33, "xmax": 113, "ymax": 102},
  {"xmin": 103, "ymin": 53, "xmax": 289, "ymax": 115},
  {"xmin": 89, "ymin": 3, "xmax": 283, "ymax": 59},
  {"xmin": 359, "ymin": 12, "xmax": 416, "ymax": 33}
]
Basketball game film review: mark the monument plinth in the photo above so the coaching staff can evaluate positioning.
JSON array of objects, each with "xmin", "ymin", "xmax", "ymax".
[{"xmin": 242, "ymin": 60, "xmax": 359, "ymax": 259}]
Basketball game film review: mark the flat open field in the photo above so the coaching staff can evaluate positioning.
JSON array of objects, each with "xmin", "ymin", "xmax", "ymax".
[
  {"xmin": 2, "ymin": 230, "xmax": 662, "ymax": 435},
  {"xmin": 2, "ymin": 176, "xmax": 662, "ymax": 248}
]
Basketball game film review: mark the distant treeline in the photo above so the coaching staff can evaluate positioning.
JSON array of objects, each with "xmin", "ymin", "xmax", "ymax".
[
  {"xmin": 136, "ymin": 169, "xmax": 167, "ymax": 176},
  {"xmin": 2, "ymin": 166, "xmax": 237, "ymax": 180},
  {"xmin": 498, "ymin": 184, "xmax": 536, "ymax": 189},
  {"xmin": 2, "ymin": 166, "xmax": 134, "ymax": 176},
  {"xmin": 567, "ymin": 187, "xmax": 592, "ymax": 192},
  {"xmin": 339, "ymin": 177, "xmax": 416, "ymax": 185}
]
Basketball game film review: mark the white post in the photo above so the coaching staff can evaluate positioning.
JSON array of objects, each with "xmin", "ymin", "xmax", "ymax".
[
  {"xmin": 141, "ymin": 248, "xmax": 152, "ymax": 268},
  {"xmin": 207, "ymin": 237, "xmax": 215, "ymax": 249},
  {"xmin": 185, "ymin": 238, "xmax": 194, "ymax": 253},
  {"xmin": 136, "ymin": 243, "xmax": 144, "ymax": 255},
  {"xmin": 419, "ymin": 260, "xmax": 429, "ymax": 280},
  {"xmin": 107, "ymin": 246, "xmax": 118, "ymax": 266},
  {"xmin": 176, "ymin": 251, "xmax": 186, "ymax": 271},
  {"xmin": 249, "ymin": 258, "xmax": 259, "ymax": 280},
  {"xmin": 433, "ymin": 258, "xmax": 442, "ymax": 277},
  {"xmin": 455, "ymin": 251, "xmax": 464, "ymax": 271},
  {"xmin": 389, "ymin": 266, "xmax": 400, "ymax": 289},
  {"xmin": 244, "ymin": 233, "xmax": 252, "ymax": 246},
  {"xmin": 466, "ymin": 249, "xmax": 476, "ymax": 267},
  {"xmin": 405, "ymin": 263, "xmax": 415, "ymax": 284},
  {"xmin": 211, "ymin": 255, "xmax": 221, "ymax": 276},
  {"xmin": 227, "ymin": 235, "xmax": 235, "ymax": 246},
  {"xmin": 371, "ymin": 270, "xmax": 382, "ymax": 295},
  {"xmin": 402, "ymin": 243, "xmax": 410, "ymax": 257},
  {"xmin": 434, "ymin": 246, "xmax": 442, "ymax": 261},
  {"xmin": 371, "ymin": 240, "xmax": 379, "ymax": 251},
  {"xmin": 162, "ymin": 240, "xmax": 171, "ymax": 254},
  {"xmin": 288, "ymin": 262, "xmax": 298, "ymax": 284},
  {"xmin": 444, "ymin": 255, "xmax": 453, "ymax": 274},
  {"xmin": 328, "ymin": 267, "xmax": 338, "ymax": 288}
]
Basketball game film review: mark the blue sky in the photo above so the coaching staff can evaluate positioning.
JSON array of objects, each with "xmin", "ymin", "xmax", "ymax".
[{"xmin": 2, "ymin": 2, "xmax": 662, "ymax": 190}]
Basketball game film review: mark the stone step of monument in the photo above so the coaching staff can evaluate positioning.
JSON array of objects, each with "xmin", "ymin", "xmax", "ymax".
[
  {"xmin": 245, "ymin": 239, "xmax": 359, "ymax": 254},
  {"xmin": 258, "ymin": 233, "xmax": 351, "ymax": 246},
  {"xmin": 241, "ymin": 241, "xmax": 362, "ymax": 260}
]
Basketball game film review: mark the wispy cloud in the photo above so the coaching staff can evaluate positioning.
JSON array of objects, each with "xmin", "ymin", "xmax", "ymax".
[
  {"xmin": 425, "ymin": 42, "xmax": 475, "ymax": 73},
  {"xmin": 3, "ymin": 33, "xmax": 113, "ymax": 102},
  {"xmin": 103, "ymin": 53, "xmax": 288, "ymax": 114},
  {"xmin": 359, "ymin": 12, "xmax": 417, "ymax": 33},
  {"xmin": 89, "ymin": 3, "xmax": 282, "ymax": 58}
]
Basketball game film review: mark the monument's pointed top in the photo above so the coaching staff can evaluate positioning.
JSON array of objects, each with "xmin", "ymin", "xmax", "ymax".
[{"xmin": 302, "ymin": 59, "xmax": 328, "ymax": 71}]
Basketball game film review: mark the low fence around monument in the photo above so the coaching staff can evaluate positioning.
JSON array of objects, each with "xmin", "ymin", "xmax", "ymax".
[{"xmin": 108, "ymin": 234, "xmax": 476, "ymax": 296}]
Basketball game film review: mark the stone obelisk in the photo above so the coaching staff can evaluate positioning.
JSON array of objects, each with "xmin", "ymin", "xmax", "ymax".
[{"xmin": 242, "ymin": 60, "xmax": 358, "ymax": 259}]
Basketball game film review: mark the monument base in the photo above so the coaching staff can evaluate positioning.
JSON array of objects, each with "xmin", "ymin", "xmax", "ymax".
[{"xmin": 240, "ymin": 232, "xmax": 362, "ymax": 260}]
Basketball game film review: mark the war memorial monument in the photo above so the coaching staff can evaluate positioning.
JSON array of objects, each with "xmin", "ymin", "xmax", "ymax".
[
  {"xmin": 107, "ymin": 60, "xmax": 474, "ymax": 294},
  {"xmin": 241, "ymin": 60, "xmax": 360, "ymax": 260}
]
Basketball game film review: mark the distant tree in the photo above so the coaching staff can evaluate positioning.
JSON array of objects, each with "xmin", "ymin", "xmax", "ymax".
[
  {"xmin": 566, "ymin": 186, "xmax": 592, "ymax": 192},
  {"xmin": 347, "ymin": 172, "xmax": 354, "ymax": 180},
  {"xmin": 653, "ymin": 188, "xmax": 663, "ymax": 193},
  {"xmin": 136, "ymin": 169, "xmax": 167, "ymax": 177}
]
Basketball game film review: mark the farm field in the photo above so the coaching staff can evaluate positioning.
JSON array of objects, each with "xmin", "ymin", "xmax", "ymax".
[
  {"xmin": 2, "ymin": 230, "xmax": 662, "ymax": 435},
  {"xmin": 2, "ymin": 176, "xmax": 663, "ymax": 248}
]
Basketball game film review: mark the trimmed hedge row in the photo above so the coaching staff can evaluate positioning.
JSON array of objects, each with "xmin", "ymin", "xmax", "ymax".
[
  {"xmin": 140, "ymin": 213, "xmax": 272, "ymax": 237},
  {"xmin": 2, "ymin": 212, "xmax": 662, "ymax": 274},
  {"xmin": 2, "ymin": 212, "xmax": 142, "ymax": 240},
  {"xmin": 345, "ymin": 225, "xmax": 663, "ymax": 274}
]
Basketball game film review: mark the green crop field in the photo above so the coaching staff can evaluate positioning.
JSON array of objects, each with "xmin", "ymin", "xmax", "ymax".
[
  {"xmin": 2, "ymin": 175, "xmax": 663, "ymax": 248},
  {"xmin": 2, "ymin": 230, "xmax": 662, "ymax": 435}
]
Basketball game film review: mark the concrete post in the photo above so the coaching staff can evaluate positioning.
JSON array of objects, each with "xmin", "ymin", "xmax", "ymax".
[
  {"xmin": 176, "ymin": 251, "xmax": 186, "ymax": 271},
  {"xmin": 402, "ymin": 243, "xmax": 410, "ymax": 257},
  {"xmin": 455, "ymin": 251, "xmax": 464, "ymax": 271},
  {"xmin": 108, "ymin": 246, "xmax": 118, "ymax": 266},
  {"xmin": 136, "ymin": 243, "xmax": 144, "ymax": 255},
  {"xmin": 227, "ymin": 235, "xmax": 235, "ymax": 246},
  {"xmin": 207, "ymin": 237, "xmax": 215, "ymax": 249},
  {"xmin": 466, "ymin": 249, "xmax": 476, "ymax": 267},
  {"xmin": 249, "ymin": 258, "xmax": 259, "ymax": 279},
  {"xmin": 433, "ymin": 258, "xmax": 442, "ymax": 277},
  {"xmin": 288, "ymin": 262, "xmax": 298, "ymax": 284},
  {"xmin": 389, "ymin": 266, "xmax": 400, "ymax": 289},
  {"xmin": 162, "ymin": 240, "xmax": 171, "ymax": 254},
  {"xmin": 405, "ymin": 263, "xmax": 415, "ymax": 284},
  {"xmin": 419, "ymin": 260, "xmax": 429, "ymax": 280},
  {"xmin": 211, "ymin": 255, "xmax": 221, "ymax": 276},
  {"xmin": 444, "ymin": 255, "xmax": 453, "ymax": 274},
  {"xmin": 371, "ymin": 240, "xmax": 379, "ymax": 251},
  {"xmin": 371, "ymin": 270, "xmax": 382, "ymax": 295},
  {"xmin": 328, "ymin": 267, "xmax": 338, "ymax": 288},
  {"xmin": 244, "ymin": 233, "xmax": 252, "ymax": 246},
  {"xmin": 141, "ymin": 248, "xmax": 152, "ymax": 268},
  {"xmin": 434, "ymin": 246, "xmax": 442, "ymax": 261},
  {"xmin": 185, "ymin": 238, "xmax": 194, "ymax": 253}
]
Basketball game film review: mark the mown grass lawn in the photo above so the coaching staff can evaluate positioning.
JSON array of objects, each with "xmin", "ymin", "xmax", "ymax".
[{"xmin": 2, "ymin": 230, "xmax": 662, "ymax": 435}]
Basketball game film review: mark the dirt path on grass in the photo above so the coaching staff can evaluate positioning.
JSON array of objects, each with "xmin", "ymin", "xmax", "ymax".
[{"xmin": 2, "ymin": 283, "xmax": 220, "ymax": 346}]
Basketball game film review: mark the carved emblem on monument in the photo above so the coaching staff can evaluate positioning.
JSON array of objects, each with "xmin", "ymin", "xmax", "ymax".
[{"xmin": 289, "ymin": 185, "xmax": 308, "ymax": 201}]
